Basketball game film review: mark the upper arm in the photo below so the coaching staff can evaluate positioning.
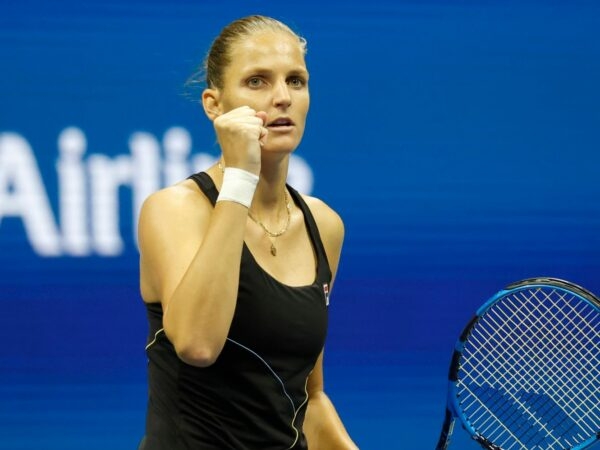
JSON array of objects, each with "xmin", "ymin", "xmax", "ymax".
[
  {"xmin": 138, "ymin": 182, "xmax": 212, "ymax": 307},
  {"xmin": 307, "ymin": 349, "xmax": 325, "ymax": 395}
]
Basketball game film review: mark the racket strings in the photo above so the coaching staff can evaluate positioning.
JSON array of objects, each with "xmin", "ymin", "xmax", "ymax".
[
  {"xmin": 461, "ymin": 328, "xmax": 567, "ymax": 448},
  {"xmin": 503, "ymin": 291, "xmax": 600, "ymax": 428},
  {"xmin": 467, "ymin": 290, "xmax": 599, "ymax": 407},
  {"xmin": 466, "ymin": 294, "xmax": 596, "ymax": 448},
  {"xmin": 497, "ymin": 293, "xmax": 600, "ymax": 418},
  {"xmin": 457, "ymin": 287, "xmax": 600, "ymax": 449},
  {"xmin": 468, "ymin": 291, "xmax": 600, "ymax": 443},
  {"xmin": 464, "ymin": 302, "xmax": 596, "ymax": 446}
]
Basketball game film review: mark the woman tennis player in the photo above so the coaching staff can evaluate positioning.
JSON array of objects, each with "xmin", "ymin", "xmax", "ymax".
[{"xmin": 136, "ymin": 15, "xmax": 359, "ymax": 450}]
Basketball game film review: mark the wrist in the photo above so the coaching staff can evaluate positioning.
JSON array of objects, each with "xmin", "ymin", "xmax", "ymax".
[{"xmin": 217, "ymin": 167, "xmax": 259, "ymax": 208}]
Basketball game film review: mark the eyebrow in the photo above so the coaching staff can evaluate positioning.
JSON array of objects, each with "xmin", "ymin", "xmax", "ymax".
[{"xmin": 242, "ymin": 66, "xmax": 309, "ymax": 77}]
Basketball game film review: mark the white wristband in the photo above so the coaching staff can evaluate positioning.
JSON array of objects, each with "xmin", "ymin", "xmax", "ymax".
[{"xmin": 217, "ymin": 167, "xmax": 259, "ymax": 208}]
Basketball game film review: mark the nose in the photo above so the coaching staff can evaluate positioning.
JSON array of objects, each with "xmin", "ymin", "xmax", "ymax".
[{"xmin": 273, "ymin": 79, "xmax": 291, "ymax": 108}]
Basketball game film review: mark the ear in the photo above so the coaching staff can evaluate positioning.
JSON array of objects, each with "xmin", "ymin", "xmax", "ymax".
[{"xmin": 202, "ymin": 88, "xmax": 222, "ymax": 121}]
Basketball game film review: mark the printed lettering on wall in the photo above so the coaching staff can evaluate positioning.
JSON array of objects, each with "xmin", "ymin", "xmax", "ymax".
[{"xmin": 0, "ymin": 127, "xmax": 314, "ymax": 257}]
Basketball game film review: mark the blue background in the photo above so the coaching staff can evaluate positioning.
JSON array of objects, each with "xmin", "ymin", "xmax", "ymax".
[{"xmin": 1, "ymin": 1, "xmax": 599, "ymax": 448}]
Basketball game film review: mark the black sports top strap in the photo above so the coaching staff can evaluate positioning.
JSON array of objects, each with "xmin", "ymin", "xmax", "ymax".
[
  {"xmin": 285, "ymin": 185, "xmax": 330, "ymax": 273},
  {"xmin": 188, "ymin": 171, "xmax": 331, "ymax": 278},
  {"xmin": 188, "ymin": 172, "xmax": 219, "ymax": 205}
]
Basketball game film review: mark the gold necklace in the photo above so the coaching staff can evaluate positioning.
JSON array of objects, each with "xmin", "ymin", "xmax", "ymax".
[
  {"xmin": 218, "ymin": 160, "xmax": 291, "ymax": 256},
  {"xmin": 248, "ymin": 190, "xmax": 291, "ymax": 256}
]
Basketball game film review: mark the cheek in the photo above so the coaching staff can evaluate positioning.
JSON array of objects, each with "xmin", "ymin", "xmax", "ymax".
[
  {"xmin": 297, "ymin": 94, "xmax": 310, "ymax": 121},
  {"xmin": 219, "ymin": 87, "xmax": 259, "ymax": 112},
  {"xmin": 296, "ymin": 103, "xmax": 309, "ymax": 137},
  {"xmin": 220, "ymin": 95, "xmax": 246, "ymax": 113}
]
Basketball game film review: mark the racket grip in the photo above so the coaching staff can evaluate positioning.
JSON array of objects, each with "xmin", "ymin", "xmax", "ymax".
[{"xmin": 435, "ymin": 409, "xmax": 455, "ymax": 450}]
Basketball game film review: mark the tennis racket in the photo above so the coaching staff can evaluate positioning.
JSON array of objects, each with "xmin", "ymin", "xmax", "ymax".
[{"xmin": 435, "ymin": 277, "xmax": 600, "ymax": 450}]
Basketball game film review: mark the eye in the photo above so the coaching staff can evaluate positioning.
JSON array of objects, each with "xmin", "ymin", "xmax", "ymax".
[
  {"xmin": 287, "ymin": 76, "xmax": 307, "ymax": 89},
  {"xmin": 246, "ymin": 77, "xmax": 264, "ymax": 88}
]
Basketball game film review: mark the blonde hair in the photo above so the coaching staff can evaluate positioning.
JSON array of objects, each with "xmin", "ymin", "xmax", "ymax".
[{"xmin": 202, "ymin": 15, "xmax": 307, "ymax": 89}]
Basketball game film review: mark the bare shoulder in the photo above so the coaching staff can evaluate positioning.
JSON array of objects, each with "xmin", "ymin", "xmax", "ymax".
[
  {"xmin": 139, "ymin": 179, "xmax": 211, "ymax": 229},
  {"xmin": 302, "ymin": 195, "xmax": 344, "ymax": 231},
  {"xmin": 140, "ymin": 178, "xmax": 209, "ymax": 212},
  {"xmin": 301, "ymin": 194, "xmax": 345, "ymax": 255},
  {"xmin": 138, "ymin": 179, "xmax": 214, "ymax": 259}
]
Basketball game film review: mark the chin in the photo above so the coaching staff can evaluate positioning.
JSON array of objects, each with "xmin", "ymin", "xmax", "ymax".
[
  {"xmin": 263, "ymin": 139, "xmax": 301, "ymax": 155},
  {"xmin": 262, "ymin": 146, "xmax": 298, "ymax": 157}
]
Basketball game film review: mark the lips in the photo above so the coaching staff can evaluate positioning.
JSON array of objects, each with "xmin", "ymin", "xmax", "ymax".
[{"xmin": 267, "ymin": 117, "xmax": 294, "ymax": 127}]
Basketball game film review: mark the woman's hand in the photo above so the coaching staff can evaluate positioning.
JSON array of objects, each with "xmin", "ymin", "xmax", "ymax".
[{"xmin": 213, "ymin": 106, "xmax": 268, "ymax": 175}]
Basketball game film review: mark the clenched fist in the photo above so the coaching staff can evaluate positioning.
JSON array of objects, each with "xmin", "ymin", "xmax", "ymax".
[{"xmin": 213, "ymin": 106, "xmax": 268, "ymax": 175}]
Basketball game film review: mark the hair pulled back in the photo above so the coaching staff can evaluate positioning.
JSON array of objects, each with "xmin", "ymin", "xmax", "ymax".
[{"xmin": 203, "ymin": 15, "xmax": 307, "ymax": 89}]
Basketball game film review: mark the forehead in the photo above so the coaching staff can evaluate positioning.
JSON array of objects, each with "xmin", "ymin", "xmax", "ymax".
[{"xmin": 226, "ymin": 30, "xmax": 307, "ymax": 74}]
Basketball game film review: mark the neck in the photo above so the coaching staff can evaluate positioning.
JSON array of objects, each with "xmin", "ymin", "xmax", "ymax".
[
  {"xmin": 250, "ymin": 154, "xmax": 291, "ymax": 209},
  {"xmin": 213, "ymin": 156, "xmax": 292, "ymax": 256}
]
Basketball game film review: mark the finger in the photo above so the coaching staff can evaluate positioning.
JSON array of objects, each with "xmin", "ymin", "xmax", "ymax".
[
  {"xmin": 258, "ymin": 127, "xmax": 268, "ymax": 147},
  {"xmin": 255, "ymin": 111, "xmax": 267, "ymax": 125},
  {"xmin": 255, "ymin": 111, "xmax": 268, "ymax": 146}
]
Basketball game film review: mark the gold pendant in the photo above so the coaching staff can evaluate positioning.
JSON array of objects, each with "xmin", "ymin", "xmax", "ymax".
[{"xmin": 270, "ymin": 242, "xmax": 277, "ymax": 256}]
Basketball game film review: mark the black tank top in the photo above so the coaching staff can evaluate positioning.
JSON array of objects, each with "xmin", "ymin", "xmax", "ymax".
[{"xmin": 140, "ymin": 172, "xmax": 331, "ymax": 450}]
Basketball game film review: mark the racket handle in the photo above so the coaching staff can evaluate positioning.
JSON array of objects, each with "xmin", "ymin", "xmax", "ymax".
[{"xmin": 435, "ymin": 408, "xmax": 455, "ymax": 450}]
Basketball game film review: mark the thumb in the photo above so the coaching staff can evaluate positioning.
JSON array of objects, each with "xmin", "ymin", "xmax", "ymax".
[{"xmin": 255, "ymin": 111, "xmax": 268, "ymax": 125}]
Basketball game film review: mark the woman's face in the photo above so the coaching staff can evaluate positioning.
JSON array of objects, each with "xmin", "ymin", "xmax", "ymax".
[{"xmin": 217, "ymin": 30, "xmax": 310, "ymax": 154}]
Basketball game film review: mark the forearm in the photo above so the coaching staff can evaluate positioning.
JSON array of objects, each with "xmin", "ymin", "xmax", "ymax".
[
  {"xmin": 304, "ymin": 391, "xmax": 359, "ymax": 450},
  {"xmin": 164, "ymin": 200, "xmax": 248, "ymax": 366}
]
